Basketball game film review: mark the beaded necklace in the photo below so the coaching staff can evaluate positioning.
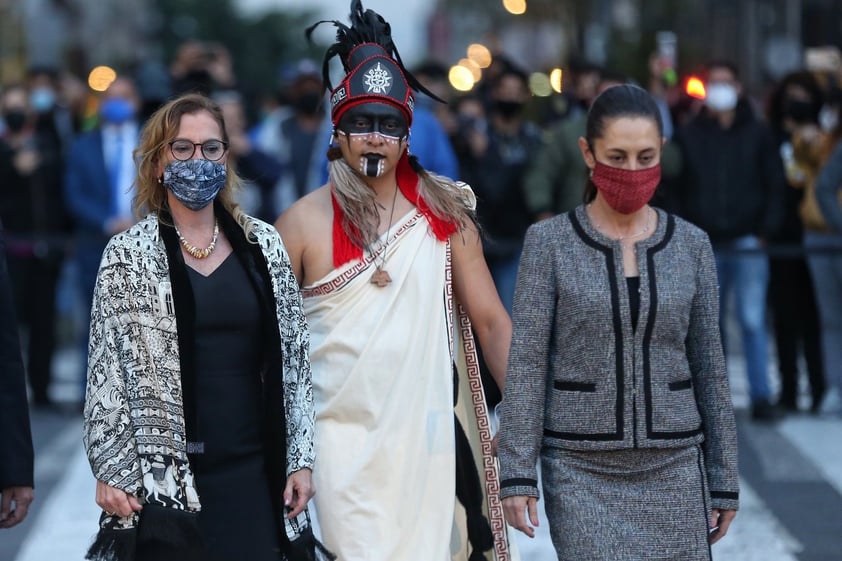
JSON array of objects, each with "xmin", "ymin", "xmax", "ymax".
[{"xmin": 175, "ymin": 220, "xmax": 219, "ymax": 259}]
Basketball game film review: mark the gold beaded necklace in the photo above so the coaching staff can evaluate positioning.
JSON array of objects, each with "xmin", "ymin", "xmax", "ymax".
[{"xmin": 175, "ymin": 220, "xmax": 219, "ymax": 259}]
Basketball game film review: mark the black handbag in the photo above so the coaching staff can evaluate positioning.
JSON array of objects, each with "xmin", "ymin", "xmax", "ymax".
[
  {"xmin": 284, "ymin": 509, "xmax": 336, "ymax": 561},
  {"xmin": 135, "ymin": 504, "xmax": 206, "ymax": 561}
]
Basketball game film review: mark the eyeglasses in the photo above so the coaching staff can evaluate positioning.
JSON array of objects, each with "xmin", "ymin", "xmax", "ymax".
[{"xmin": 169, "ymin": 139, "xmax": 228, "ymax": 161}]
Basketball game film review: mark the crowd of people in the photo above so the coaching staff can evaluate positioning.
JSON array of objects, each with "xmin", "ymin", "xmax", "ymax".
[
  {"xmin": 4, "ymin": 47, "xmax": 842, "ymax": 424},
  {"xmin": 2, "ymin": 0, "xmax": 842, "ymax": 559}
]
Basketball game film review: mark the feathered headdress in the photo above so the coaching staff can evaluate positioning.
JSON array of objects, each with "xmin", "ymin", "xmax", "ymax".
[{"xmin": 306, "ymin": 0, "xmax": 444, "ymax": 127}]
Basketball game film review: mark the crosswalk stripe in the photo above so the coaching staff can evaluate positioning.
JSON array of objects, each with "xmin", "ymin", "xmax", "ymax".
[{"xmin": 15, "ymin": 444, "xmax": 99, "ymax": 561}]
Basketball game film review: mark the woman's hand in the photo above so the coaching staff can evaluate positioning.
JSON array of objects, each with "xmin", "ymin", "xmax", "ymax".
[
  {"xmin": 95, "ymin": 480, "xmax": 143, "ymax": 518},
  {"xmin": 283, "ymin": 468, "xmax": 315, "ymax": 519},
  {"xmin": 502, "ymin": 495, "xmax": 539, "ymax": 538},
  {"xmin": 708, "ymin": 507, "xmax": 737, "ymax": 544}
]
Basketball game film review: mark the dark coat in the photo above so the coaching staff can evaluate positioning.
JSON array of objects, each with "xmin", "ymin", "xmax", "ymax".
[
  {"xmin": 0, "ymin": 222, "xmax": 34, "ymax": 489},
  {"xmin": 668, "ymin": 100, "xmax": 787, "ymax": 243}
]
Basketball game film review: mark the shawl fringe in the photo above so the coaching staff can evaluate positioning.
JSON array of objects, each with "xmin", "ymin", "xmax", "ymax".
[
  {"xmin": 135, "ymin": 505, "xmax": 204, "ymax": 553},
  {"xmin": 85, "ymin": 529, "xmax": 137, "ymax": 561},
  {"xmin": 85, "ymin": 506, "xmax": 204, "ymax": 561}
]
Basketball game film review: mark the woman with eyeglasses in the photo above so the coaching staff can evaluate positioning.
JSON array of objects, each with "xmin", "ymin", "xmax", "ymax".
[{"xmin": 82, "ymin": 94, "xmax": 322, "ymax": 561}]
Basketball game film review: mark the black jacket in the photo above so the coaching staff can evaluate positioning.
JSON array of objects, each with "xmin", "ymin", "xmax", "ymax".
[
  {"xmin": 0, "ymin": 221, "xmax": 34, "ymax": 489},
  {"xmin": 459, "ymin": 120, "xmax": 542, "ymax": 258},
  {"xmin": 668, "ymin": 101, "xmax": 787, "ymax": 243}
]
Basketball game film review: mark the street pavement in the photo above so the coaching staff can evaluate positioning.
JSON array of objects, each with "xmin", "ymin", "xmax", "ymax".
[{"xmin": 2, "ymin": 343, "xmax": 841, "ymax": 561}]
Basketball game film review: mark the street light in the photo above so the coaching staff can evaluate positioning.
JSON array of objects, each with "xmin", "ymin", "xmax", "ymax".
[
  {"xmin": 529, "ymin": 72, "xmax": 552, "ymax": 97},
  {"xmin": 88, "ymin": 66, "xmax": 117, "ymax": 92},
  {"xmin": 459, "ymin": 58, "xmax": 482, "ymax": 83},
  {"xmin": 449, "ymin": 64, "xmax": 475, "ymax": 92},
  {"xmin": 550, "ymin": 68, "xmax": 563, "ymax": 93},
  {"xmin": 502, "ymin": 0, "xmax": 526, "ymax": 16},
  {"xmin": 467, "ymin": 43, "xmax": 492, "ymax": 69}
]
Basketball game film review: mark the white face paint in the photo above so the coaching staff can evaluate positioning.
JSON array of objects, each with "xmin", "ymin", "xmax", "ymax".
[{"xmin": 335, "ymin": 102, "xmax": 409, "ymax": 179}]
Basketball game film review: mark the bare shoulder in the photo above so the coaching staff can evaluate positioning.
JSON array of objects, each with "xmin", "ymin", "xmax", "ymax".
[
  {"xmin": 274, "ymin": 184, "xmax": 335, "ymax": 286},
  {"xmin": 274, "ymin": 184, "xmax": 332, "ymax": 242}
]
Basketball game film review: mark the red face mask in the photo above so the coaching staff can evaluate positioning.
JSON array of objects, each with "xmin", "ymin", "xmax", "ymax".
[{"xmin": 591, "ymin": 161, "xmax": 661, "ymax": 214}]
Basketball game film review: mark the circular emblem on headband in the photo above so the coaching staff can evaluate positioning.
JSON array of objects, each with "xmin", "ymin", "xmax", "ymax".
[{"xmin": 363, "ymin": 62, "xmax": 392, "ymax": 95}]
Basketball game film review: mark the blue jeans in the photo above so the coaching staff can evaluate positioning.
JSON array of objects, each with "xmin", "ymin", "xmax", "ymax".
[
  {"xmin": 805, "ymin": 231, "xmax": 842, "ymax": 394},
  {"xmin": 714, "ymin": 236, "xmax": 772, "ymax": 403},
  {"xmin": 488, "ymin": 250, "xmax": 522, "ymax": 315}
]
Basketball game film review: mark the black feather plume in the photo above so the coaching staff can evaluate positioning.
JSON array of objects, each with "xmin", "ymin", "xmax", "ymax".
[{"xmin": 305, "ymin": 0, "xmax": 445, "ymax": 103}]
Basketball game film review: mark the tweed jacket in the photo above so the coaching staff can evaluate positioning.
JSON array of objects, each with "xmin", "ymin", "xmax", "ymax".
[
  {"xmin": 83, "ymin": 211, "xmax": 314, "ymax": 498},
  {"xmin": 498, "ymin": 205, "xmax": 739, "ymax": 511}
]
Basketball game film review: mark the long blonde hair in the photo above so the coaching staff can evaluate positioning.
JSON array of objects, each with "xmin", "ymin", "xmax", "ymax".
[
  {"xmin": 327, "ymin": 146, "xmax": 475, "ymax": 249},
  {"xmin": 133, "ymin": 93, "xmax": 244, "ymax": 224}
]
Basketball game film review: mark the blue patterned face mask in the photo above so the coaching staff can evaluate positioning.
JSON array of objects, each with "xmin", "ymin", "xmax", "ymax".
[{"xmin": 162, "ymin": 159, "xmax": 226, "ymax": 211}]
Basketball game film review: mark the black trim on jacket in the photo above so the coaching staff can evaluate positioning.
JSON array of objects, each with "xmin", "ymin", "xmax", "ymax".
[
  {"xmin": 644, "ymin": 216, "xmax": 704, "ymax": 440},
  {"xmin": 552, "ymin": 211, "xmax": 625, "ymax": 442},
  {"xmin": 555, "ymin": 211, "xmax": 704, "ymax": 443}
]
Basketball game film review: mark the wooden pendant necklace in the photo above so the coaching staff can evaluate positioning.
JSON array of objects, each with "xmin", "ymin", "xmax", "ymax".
[
  {"xmin": 370, "ymin": 186, "xmax": 399, "ymax": 287},
  {"xmin": 175, "ymin": 220, "xmax": 219, "ymax": 259}
]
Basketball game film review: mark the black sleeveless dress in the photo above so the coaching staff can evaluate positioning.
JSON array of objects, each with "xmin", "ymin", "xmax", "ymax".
[{"xmin": 187, "ymin": 253, "xmax": 281, "ymax": 561}]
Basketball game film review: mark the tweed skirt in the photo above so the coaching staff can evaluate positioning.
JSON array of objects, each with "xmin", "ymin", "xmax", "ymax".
[{"xmin": 540, "ymin": 444, "xmax": 712, "ymax": 561}]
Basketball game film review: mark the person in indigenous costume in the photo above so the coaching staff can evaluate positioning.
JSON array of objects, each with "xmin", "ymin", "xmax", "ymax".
[
  {"xmin": 274, "ymin": 2, "xmax": 515, "ymax": 560},
  {"xmin": 498, "ymin": 85, "xmax": 739, "ymax": 561},
  {"xmin": 82, "ymin": 93, "xmax": 329, "ymax": 561}
]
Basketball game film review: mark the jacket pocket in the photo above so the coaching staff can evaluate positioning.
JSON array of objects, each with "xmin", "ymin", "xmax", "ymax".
[
  {"xmin": 553, "ymin": 380, "xmax": 596, "ymax": 392},
  {"xmin": 668, "ymin": 378, "xmax": 692, "ymax": 391}
]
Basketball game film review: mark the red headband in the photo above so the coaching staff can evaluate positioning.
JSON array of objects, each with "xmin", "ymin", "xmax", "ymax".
[{"xmin": 330, "ymin": 43, "xmax": 414, "ymax": 127}]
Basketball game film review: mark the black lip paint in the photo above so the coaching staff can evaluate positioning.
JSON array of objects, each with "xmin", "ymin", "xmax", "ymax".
[{"xmin": 362, "ymin": 154, "xmax": 384, "ymax": 177}]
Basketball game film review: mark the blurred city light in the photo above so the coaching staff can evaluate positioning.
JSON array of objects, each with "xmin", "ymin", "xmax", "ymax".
[
  {"xmin": 662, "ymin": 67, "xmax": 678, "ymax": 87},
  {"xmin": 458, "ymin": 57, "xmax": 482, "ymax": 82},
  {"xmin": 449, "ymin": 64, "xmax": 475, "ymax": 92},
  {"xmin": 529, "ymin": 72, "xmax": 553, "ymax": 97},
  {"xmin": 467, "ymin": 43, "xmax": 492, "ymax": 69},
  {"xmin": 502, "ymin": 0, "xmax": 527, "ymax": 16},
  {"xmin": 685, "ymin": 76, "xmax": 706, "ymax": 99},
  {"xmin": 550, "ymin": 68, "xmax": 563, "ymax": 93},
  {"xmin": 88, "ymin": 66, "xmax": 117, "ymax": 92}
]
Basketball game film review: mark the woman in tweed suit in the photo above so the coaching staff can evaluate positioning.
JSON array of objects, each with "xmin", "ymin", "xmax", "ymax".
[{"xmin": 497, "ymin": 84, "xmax": 739, "ymax": 560}]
